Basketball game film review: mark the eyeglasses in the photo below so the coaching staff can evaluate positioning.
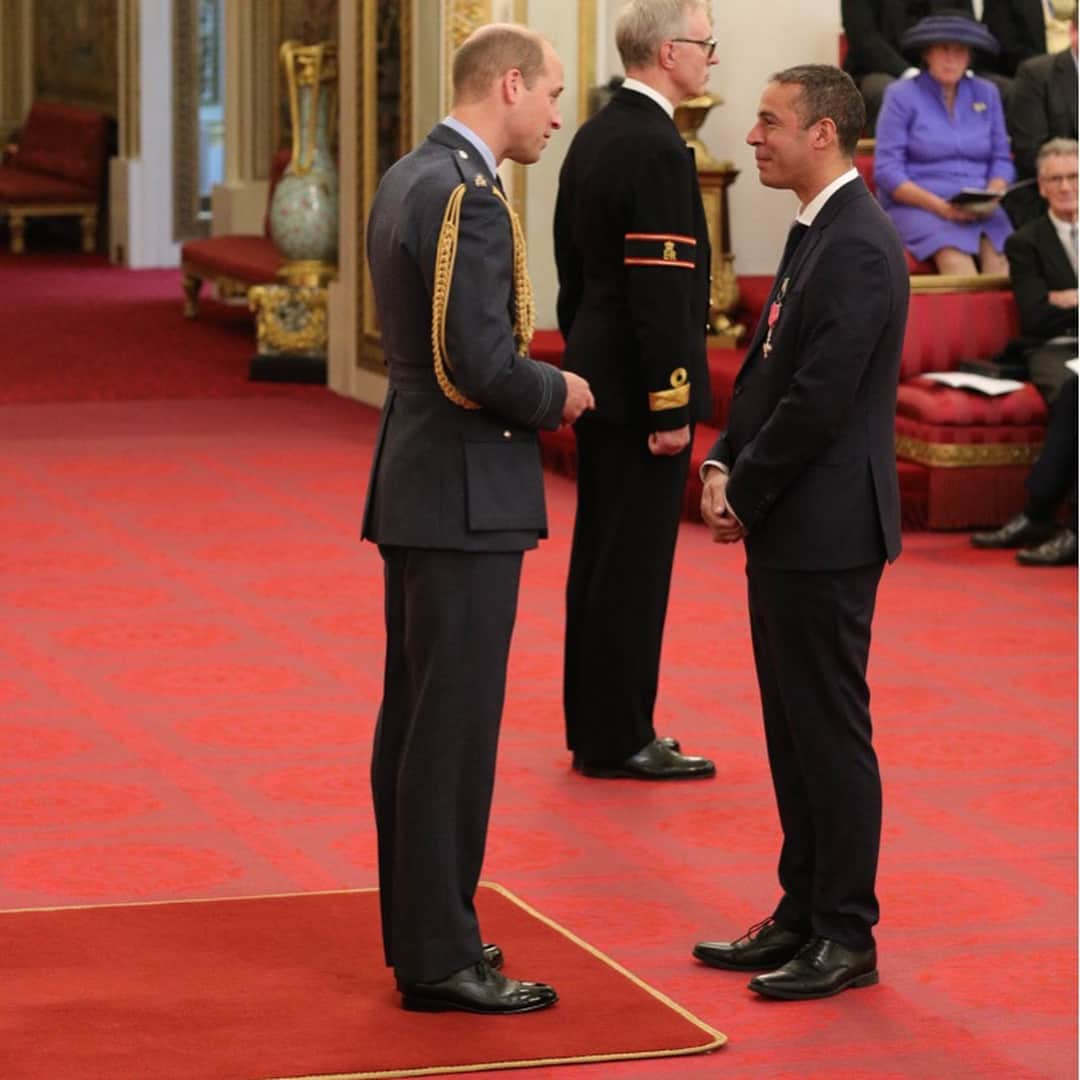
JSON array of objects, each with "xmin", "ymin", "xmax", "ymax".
[{"xmin": 671, "ymin": 36, "xmax": 718, "ymax": 60}]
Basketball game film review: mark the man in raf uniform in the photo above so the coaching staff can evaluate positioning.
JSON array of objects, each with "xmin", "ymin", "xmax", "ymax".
[
  {"xmin": 554, "ymin": 0, "xmax": 717, "ymax": 781},
  {"xmin": 363, "ymin": 24, "xmax": 593, "ymax": 1014}
]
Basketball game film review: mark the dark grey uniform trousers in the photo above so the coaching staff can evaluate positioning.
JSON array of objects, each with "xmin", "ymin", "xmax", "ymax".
[{"xmin": 372, "ymin": 545, "xmax": 522, "ymax": 985}]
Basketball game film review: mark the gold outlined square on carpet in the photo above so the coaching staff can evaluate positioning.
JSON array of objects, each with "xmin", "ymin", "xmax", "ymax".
[{"xmin": 0, "ymin": 881, "xmax": 725, "ymax": 1080}]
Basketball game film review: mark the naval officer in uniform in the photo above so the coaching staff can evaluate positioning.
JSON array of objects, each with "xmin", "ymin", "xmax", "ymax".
[{"xmin": 554, "ymin": 0, "xmax": 718, "ymax": 780}]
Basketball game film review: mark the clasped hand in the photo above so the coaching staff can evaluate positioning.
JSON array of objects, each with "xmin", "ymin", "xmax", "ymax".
[{"xmin": 700, "ymin": 468, "xmax": 745, "ymax": 544}]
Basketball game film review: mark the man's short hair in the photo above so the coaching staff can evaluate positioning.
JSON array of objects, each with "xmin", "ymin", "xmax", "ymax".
[
  {"xmin": 614, "ymin": 0, "xmax": 708, "ymax": 70},
  {"xmin": 1037, "ymin": 137, "xmax": 1079, "ymax": 173},
  {"xmin": 452, "ymin": 23, "xmax": 547, "ymax": 104},
  {"xmin": 769, "ymin": 64, "xmax": 865, "ymax": 159}
]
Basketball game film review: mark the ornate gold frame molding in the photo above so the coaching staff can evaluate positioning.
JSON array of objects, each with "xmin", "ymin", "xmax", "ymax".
[
  {"xmin": 172, "ymin": 0, "xmax": 205, "ymax": 241},
  {"xmin": 355, "ymin": 0, "xmax": 413, "ymax": 371}
]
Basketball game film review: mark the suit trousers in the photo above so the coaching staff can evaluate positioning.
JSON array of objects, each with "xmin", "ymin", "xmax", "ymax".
[
  {"xmin": 1027, "ymin": 343, "xmax": 1076, "ymax": 407},
  {"xmin": 746, "ymin": 559, "xmax": 884, "ymax": 950},
  {"xmin": 564, "ymin": 415, "xmax": 690, "ymax": 761},
  {"xmin": 1026, "ymin": 372, "xmax": 1079, "ymax": 526},
  {"xmin": 372, "ymin": 545, "xmax": 523, "ymax": 985}
]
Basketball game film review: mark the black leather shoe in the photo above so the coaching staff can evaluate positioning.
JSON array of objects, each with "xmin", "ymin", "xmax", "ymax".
[
  {"xmin": 971, "ymin": 513, "xmax": 1056, "ymax": 549},
  {"xmin": 693, "ymin": 918, "xmax": 808, "ymax": 971},
  {"xmin": 1017, "ymin": 528, "xmax": 1078, "ymax": 566},
  {"xmin": 571, "ymin": 734, "xmax": 682, "ymax": 772},
  {"xmin": 401, "ymin": 960, "xmax": 557, "ymax": 1014},
  {"xmin": 748, "ymin": 937, "xmax": 878, "ymax": 1000},
  {"xmin": 577, "ymin": 738, "xmax": 715, "ymax": 780},
  {"xmin": 482, "ymin": 943, "xmax": 503, "ymax": 970}
]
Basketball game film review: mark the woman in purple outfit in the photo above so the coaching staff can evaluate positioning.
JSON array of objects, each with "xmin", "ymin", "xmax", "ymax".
[{"xmin": 874, "ymin": 11, "xmax": 1014, "ymax": 274}]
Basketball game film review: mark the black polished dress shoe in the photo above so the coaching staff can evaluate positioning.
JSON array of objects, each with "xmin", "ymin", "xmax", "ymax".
[
  {"xmin": 576, "ymin": 738, "xmax": 715, "ymax": 780},
  {"xmin": 571, "ymin": 734, "xmax": 682, "ymax": 772},
  {"xmin": 971, "ymin": 513, "xmax": 1056, "ymax": 549},
  {"xmin": 748, "ymin": 937, "xmax": 878, "ymax": 1000},
  {"xmin": 1017, "ymin": 528, "xmax": 1078, "ymax": 566},
  {"xmin": 400, "ymin": 960, "xmax": 557, "ymax": 1014},
  {"xmin": 482, "ymin": 943, "xmax": 503, "ymax": 970},
  {"xmin": 693, "ymin": 918, "xmax": 808, "ymax": 971}
]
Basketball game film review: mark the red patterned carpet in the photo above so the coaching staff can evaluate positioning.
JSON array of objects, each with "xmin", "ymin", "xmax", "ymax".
[{"xmin": 0, "ymin": 256, "xmax": 1076, "ymax": 1078}]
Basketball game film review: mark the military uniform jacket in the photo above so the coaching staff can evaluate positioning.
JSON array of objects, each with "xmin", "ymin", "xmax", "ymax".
[
  {"xmin": 362, "ymin": 124, "xmax": 567, "ymax": 552},
  {"xmin": 708, "ymin": 179, "xmax": 909, "ymax": 571},
  {"xmin": 554, "ymin": 87, "xmax": 711, "ymax": 432}
]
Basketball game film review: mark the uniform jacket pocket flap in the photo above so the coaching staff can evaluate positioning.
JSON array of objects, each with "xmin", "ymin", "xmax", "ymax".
[{"xmin": 464, "ymin": 440, "xmax": 547, "ymax": 532}]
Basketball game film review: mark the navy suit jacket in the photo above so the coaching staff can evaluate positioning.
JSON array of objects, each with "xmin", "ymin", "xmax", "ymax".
[
  {"xmin": 983, "ymin": 0, "xmax": 1048, "ymax": 76},
  {"xmin": 362, "ymin": 124, "xmax": 566, "ymax": 552},
  {"xmin": 1005, "ymin": 214, "xmax": 1079, "ymax": 342},
  {"xmin": 709, "ymin": 178, "xmax": 909, "ymax": 571}
]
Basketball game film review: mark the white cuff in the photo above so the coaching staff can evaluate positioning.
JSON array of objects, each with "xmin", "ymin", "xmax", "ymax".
[{"xmin": 699, "ymin": 459, "xmax": 729, "ymax": 482}]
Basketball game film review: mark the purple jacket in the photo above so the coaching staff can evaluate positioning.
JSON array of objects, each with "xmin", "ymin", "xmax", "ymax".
[{"xmin": 874, "ymin": 72, "xmax": 1014, "ymax": 260}]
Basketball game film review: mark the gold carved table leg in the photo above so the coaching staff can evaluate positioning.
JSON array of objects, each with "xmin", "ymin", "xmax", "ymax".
[
  {"xmin": 80, "ymin": 210, "xmax": 98, "ymax": 253},
  {"xmin": 181, "ymin": 272, "xmax": 203, "ymax": 318},
  {"xmin": 8, "ymin": 211, "xmax": 25, "ymax": 254}
]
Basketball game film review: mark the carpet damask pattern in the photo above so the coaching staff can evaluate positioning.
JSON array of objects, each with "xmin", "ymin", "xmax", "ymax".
[{"xmin": 0, "ymin": 256, "xmax": 1076, "ymax": 1078}]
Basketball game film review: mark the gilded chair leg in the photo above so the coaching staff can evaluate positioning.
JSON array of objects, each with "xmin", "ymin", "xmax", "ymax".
[
  {"xmin": 80, "ymin": 211, "xmax": 98, "ymax": 253},
  {"xmin": 9, "ymin": 212, "xmax": 25, "ymax": 254},
  {"xmin": 182, "ymin": 272, "xmax": 203, "ymax": 318}
]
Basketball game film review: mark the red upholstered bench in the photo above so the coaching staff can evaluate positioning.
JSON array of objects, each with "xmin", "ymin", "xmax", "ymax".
[
  {"xmin": 0, "ymin": 101, "xmax": 110, "ymax": 253},
  {"xmin": 180, "ymin": 150, "xmax": 289, "ymax": 318},
  {"xmin": 894, "ymin": 281, "xmax": 1044, "ymax": 528}
]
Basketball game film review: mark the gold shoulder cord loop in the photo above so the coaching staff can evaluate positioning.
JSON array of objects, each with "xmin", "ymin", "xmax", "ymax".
[{"xmin": 430, "ymin": 181, "xmax": 535, "ymax": 410}]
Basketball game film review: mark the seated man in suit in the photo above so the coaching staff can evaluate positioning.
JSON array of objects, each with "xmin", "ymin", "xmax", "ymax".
[
  {"xmin": 1003, "ymin": 137, "xmax": 1078, "ymax": 405},
  {"xmin": 983, "ymin": 0, "xmax": 1075, "ymax": 78},
  {"xmin": 1004, "ymin": 10, "xmax": 1078, "ymax": 225},
  {"xmin": 972, "ymin": 138, "xmax": 1078, "ymax": 564}
]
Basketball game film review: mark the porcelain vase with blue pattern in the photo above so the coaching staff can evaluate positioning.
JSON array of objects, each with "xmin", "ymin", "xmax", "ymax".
[{"xmin": 269, "ymin": 41, "xmax": 338, "ymax": 286}]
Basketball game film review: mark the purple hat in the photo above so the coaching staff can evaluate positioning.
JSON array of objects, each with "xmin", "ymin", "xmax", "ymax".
[{"xmin": 900, "ymin": 11, "xmax": 1001, "ymax": 56}]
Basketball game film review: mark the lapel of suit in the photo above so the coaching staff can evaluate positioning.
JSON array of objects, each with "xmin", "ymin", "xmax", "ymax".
[
  {"xmin": 1027, "ymin": 0, "xmax": 1048, "ymax": 49},
  {"xmin": 1038, "ymin": 214, "xmax": 1078, "ymax": 284},
  {"xmin": 1057, "ymin": 51, "xmax": 1079, "ymax": 133},
  {"xmin": 738, "ymin": 179, "xmax": 865, "ymax": 377}
]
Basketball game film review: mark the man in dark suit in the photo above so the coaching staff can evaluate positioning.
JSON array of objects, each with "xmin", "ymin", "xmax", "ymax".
[
  {"xmin": 692, "ymin": 65, "xmax": 909, "ymax": 1000},
  {"xmin": 363, "ymin": 24, "xmax": 593, "ymax": 1014},
  {"xmin": 983, "ymin": 0, "xmax": 1074, "ymax": 76},
  {"xmin": 972, "ymin": 137, "xmax": 1078, "ymax": 564},
  {"xmin": 553, "ymin": 0, "xmax": 718, "ymax": 782},
  {"xmin": 1003, "ymin": 11, "xmax": 1077, "ymax": 225},
  {"xmin": 841, "ymin": 0, "xmax": 970, "ymax": 128}
]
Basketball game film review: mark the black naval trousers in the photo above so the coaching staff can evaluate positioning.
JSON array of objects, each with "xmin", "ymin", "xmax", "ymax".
[
  {"xmin": 372, "ymin": 545, "xmax": 522, "ymax": 985},
  {"xmin": 564, "ymin": 414, "xmax": 691, "ymax": 762},
  {"xmin": 747, "ymin": 559, "xmax": 884, "ymax": 950}
]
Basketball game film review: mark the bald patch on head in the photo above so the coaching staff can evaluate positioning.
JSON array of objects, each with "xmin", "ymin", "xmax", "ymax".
[{"xmin": 452, "ymin": 23, "xmax": 548, "ymax": 104}]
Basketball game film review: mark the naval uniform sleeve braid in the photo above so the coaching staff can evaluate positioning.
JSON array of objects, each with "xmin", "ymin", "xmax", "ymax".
[
  {"xmin": 624, "ymin": 145, "xmax": 701, "ymax": 431},
  {"xmin": 432, "ymin": 180, "xmax": 566, "ymax": 429}
]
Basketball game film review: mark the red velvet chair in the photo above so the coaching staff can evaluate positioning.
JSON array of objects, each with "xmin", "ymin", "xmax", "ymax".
[
  {"xmin": 180, "ymin": 150, "xmax": 290, "ymax": 318},
  {"xmin": 0, "ymin": 101, "xmax": 110, "ymax": 254}
]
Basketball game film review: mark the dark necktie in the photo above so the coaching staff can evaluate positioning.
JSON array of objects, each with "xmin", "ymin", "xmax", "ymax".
[{"xmin": 777, "ymin": 222, "xmax": 809, "ymax": 279}]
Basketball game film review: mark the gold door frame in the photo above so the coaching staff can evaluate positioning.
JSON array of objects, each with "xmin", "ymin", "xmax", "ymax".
[{"xmin": 355, "ymin": 0, "xmax": 412, "ymax": 370}]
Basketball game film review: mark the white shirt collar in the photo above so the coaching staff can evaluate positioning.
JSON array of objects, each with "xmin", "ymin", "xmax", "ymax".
[
  {"xmin": 796, "ymin": 168, "xmax": 860, "ymax": 227},
  {"xmin": 441, "ymin": 116, "xmax": 499, "ymax": 181},
  {"xmin": 620, "ymin": 77, "xmax": 675, "ymax": 119},
  {"xmin": 1048, "ymin": 209, "xmax": 1077, "ymax": 233}
]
